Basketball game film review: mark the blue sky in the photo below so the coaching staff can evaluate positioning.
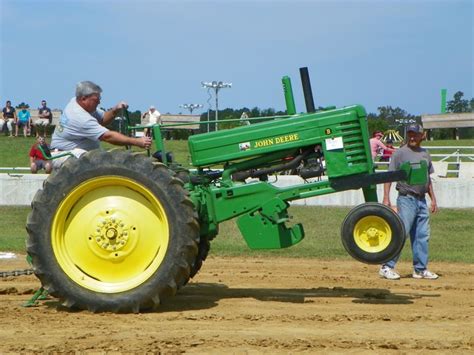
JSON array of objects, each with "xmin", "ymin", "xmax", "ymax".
[{"xmin": 1, "ymin": 0, "xmax": 472, "ymax": 116}]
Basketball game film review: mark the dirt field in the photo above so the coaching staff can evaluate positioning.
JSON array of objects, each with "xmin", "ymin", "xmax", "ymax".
[{"xmin": 0, "ymin": 255, "xmax": 472, "ymax": 354}]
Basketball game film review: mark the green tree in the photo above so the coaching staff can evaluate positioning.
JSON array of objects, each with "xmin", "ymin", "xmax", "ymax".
[
  {"xmin": 249, "ymin": 107, "xmax": 260, "ymax": 119},
  {"xmin": 367, "ymin": 106, "xmax": 420, "ymax": 138},
  {"xmin": 367, "ymin": 112, "xmax": 389, "ymax": 135},
  {"xmin": 446, "ymin": 91, "xmax": 470, "ymax": 113}
]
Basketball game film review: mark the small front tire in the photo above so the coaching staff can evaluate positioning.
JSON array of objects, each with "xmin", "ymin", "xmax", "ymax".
[{"xmin": 341, "ymin": 203, "xmax": 405, "ymax": 264}]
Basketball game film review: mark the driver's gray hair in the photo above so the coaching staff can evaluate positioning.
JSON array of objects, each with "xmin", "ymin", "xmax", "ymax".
[{"xmin": 75, "ymin": 81, "xmax": 102, "ymax": 98}]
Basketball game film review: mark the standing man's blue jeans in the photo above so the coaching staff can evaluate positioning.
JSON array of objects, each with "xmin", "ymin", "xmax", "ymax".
[{"xmin": 383, "ymin": 195, "xmax": 431, "ymax": 272}]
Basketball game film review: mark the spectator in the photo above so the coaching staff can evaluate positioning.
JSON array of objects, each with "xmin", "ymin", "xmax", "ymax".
[
  {"xmin": 2, "ymin": 100, "xmax": 17, "ymax": 137},
  {"xmin": 142, "ymin": 105, "xmax": 162, "ymax": 136},
  {"xmin": 16, "ymin": 103, "xmax": 31, "ymax": 137},
  {"xmin": 29, "ymin": 136, "xmax": 52, "ymax": 174},
  {"xmin": 34, "ymin": 100, "xmax": 52, "ymax": 137},
  {"xmin": 380, "ymin": 139, "xmax": 395, "ymax": 162},
  {"xmin": 240, "ymin": 111, "xmax": 250, "ymax": 126},
  {"xmin": 370, "ymin": 130, "xmax": 395, "ymax": 160},
  {"xmin": 379, "ymin": 124, "xmax": 439, "ymax": 280},
  {"xmin": 51, "ymin": 80, "xmax": 152, "ymax": 168},
  {"xmin": 147, "ymin": 106, "xmax": 162, "ymax": 125}
]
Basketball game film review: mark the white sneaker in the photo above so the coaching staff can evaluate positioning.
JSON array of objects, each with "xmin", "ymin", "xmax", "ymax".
[
  {"xmin": 379, "ymin": 266, "xmax": 400, "ymax": 280},
  {"xmin": 412, "ymin": 270, "xmax": 439, "ymax": 279}
]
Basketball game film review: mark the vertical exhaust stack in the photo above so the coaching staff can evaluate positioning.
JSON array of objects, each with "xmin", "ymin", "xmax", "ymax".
[
  {"xmin": 282, "ymin": 76, "xmax": 297, "ymax": 115},
  {"xmin": 299, "ymin": 67, "xmax": 316, "ymax": 113}
]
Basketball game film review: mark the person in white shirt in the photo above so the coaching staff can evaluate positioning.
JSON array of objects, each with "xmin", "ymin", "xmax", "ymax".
[
  {"xmin": 141, "ymin": 105, "xmax": 162, "ymax": 135},
  {"xmin": 51, "ymin": 81, "xmax": 152, "ymax": 167},
  {"xmin": 148, "ymin": 106, "xmax": 161, "ymax": 125}
]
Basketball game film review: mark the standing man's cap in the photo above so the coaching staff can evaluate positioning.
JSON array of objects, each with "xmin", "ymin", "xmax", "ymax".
[
  {"xmin": 407, "ymin": 124, "xmax": 423, "ymax": 134},
  {"xmin": 149, "ymin": 105, "xmax": 155, "ymax": 110}
]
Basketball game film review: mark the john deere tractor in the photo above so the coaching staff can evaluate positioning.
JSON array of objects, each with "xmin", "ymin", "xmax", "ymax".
[{"xmin": 26, "ymin": 68, "xmax": 426, "ymax": 312}]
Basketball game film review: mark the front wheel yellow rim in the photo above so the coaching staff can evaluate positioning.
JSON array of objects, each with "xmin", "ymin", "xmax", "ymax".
[
  {"xmin": 353, "ymin": 216, "xmax": 392, "ymax": 253},
  {"xmin": 51, "ymin": 176, "xmax": 169, "ymax": 293}
]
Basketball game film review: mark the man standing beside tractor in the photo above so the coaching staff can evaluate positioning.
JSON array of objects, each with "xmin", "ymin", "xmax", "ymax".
[
  {"xmin": 51, "ymin": 81, "xmax": 152, "ymax": 167},
  {"xmin": 379, "ymin": 124, "xmax": 439, "ymax": 280}
]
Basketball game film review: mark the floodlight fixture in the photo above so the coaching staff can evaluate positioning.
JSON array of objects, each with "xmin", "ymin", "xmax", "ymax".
[
  {"xmin": 179, "ymin": 103, "xmax": 203, "ymax": 114},
  {"xmin": 395, "ymin": 118, "xmax": 417, "ymax": 139},
  {"xmin": 201, "ymin": 80, "xmax": 232, "ymax": 131}
]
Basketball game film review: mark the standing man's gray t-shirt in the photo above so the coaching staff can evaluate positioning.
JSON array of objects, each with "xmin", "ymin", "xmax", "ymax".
[
  {"xmin": 388, "ymin": 145, "xmax": 434, "ymax": 196},
  {"xmin": 51, "ymin": 97, "xmax": 108, "ymax": 151}
]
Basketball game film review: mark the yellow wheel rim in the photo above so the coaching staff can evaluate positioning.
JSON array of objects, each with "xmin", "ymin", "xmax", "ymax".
[
  {"xmin": 353, "ymin": 216, "xmax": 392, "ymax": 253},
  {"xmin": 51, "ymin": 176, "xmax": 169, "ymax": 293}
]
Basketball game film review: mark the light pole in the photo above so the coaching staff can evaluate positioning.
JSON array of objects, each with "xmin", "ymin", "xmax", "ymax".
[
  {"xmin": 201, "ymin": 81, "xmax": 232, "ymax": 131},
  {"xmin": 179, "ymin": 103, "xmax": 203, "ymax": 114}
]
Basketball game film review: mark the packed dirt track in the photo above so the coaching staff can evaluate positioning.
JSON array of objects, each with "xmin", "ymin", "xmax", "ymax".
[{"xmin": 1, "ymin": 255, "xmax": 472, "ymax": 353}]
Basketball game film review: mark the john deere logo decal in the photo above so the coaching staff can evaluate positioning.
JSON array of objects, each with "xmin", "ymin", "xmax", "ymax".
[
  {"xmin": 254, "ymin": 133, "xmax": 299, "ymax": 148},
  {"xmin": 325, "ymin": 128, "xmax": 332, "ymax": 135}
]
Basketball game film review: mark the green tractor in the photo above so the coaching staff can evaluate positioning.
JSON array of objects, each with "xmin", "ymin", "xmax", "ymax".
[{"xmin": 26, "ymin": 68, "xmax": 426, "ymax": 312}]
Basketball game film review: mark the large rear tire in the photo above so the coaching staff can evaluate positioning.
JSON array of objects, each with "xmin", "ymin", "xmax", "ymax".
[
  {"xmin": 189, "ymin": 235, "xmax": 210, "ymax": 278},
  {"xmin": 341, "ymin": 202, "xmax": 405, "ymax": 264},
  {"xmin": 26, "ymin": 150, "xmax": 199, "ymax": 313},
  {"xmin": 173, "ymin": 170, "xmax": 211, "ymax": 279}
]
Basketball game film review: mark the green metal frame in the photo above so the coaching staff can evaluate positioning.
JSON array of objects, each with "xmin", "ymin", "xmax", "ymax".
[
  {"xmin": 23, "ymin": 255, "xmax": 48, "ymax": 307},
  {"xmin": 37, "ymin": 145, "xmax": 73, "ymax": 161}
]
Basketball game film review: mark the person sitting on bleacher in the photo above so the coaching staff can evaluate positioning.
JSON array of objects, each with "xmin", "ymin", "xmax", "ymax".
[
  {"xmin": 2, "ymin": 100, "xmax": 17, "ymax": 137},
  {"xmin": 50, "ymin": 81, "xmax": 152, "ymax": 168},
  {"xmin": 34, "ymin": 100, "xmax": 52, "ymax": 138},
  {"xmin": 29, "ymin": 136, "xmax": 52, "ymax": 174}
]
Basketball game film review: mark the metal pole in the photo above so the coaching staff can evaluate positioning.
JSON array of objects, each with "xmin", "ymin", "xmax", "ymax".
[
  {"xmin": 202, "ymin": 81, "xmax": 231, "ymax": 132},
  {"xmin": 215, "ymin": 87, "xmax": 219, "ymax": 131}
]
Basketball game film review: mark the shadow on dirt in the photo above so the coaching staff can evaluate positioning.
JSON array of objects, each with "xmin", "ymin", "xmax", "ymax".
[
  {"xmin": 158, "ymin": 282, "xmax": 440, "ymax": 312},
  {"xmin": 35, "ymin": 283, "xmax": 440, "ymax": 313}
]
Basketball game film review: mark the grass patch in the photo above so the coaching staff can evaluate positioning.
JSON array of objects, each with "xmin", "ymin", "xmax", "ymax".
[
  {"xmin": 2, "ymin": 205, "xmax": 472, "ymax": 263},
  {"xmin": 0, "ymin": 135, "xmax": 39, "ymax": 167},
  {"xmin": 0, "ymin": 206, "xmax": 28, "ymax": 251}
]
